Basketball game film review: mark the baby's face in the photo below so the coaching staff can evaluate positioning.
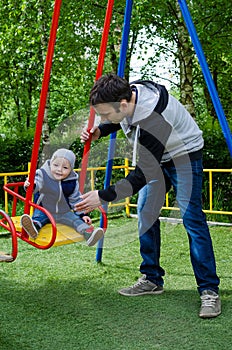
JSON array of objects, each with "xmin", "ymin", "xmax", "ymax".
[{"xmin": 50, "ymin": 157, "xmax": 72, "ymax": 180}]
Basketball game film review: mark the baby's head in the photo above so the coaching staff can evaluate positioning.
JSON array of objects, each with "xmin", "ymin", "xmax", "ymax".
[{"xmin": 50, "ymin": 148, "xmax": 76, "ymax": 180}]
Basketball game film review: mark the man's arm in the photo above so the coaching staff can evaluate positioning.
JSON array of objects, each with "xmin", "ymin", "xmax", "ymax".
[
  {"xmin": 81, "ymin": 123, "xmax": 121, "ymax": 143},
  {"xmin": 75, "ymin": 112, "xmax": 172, "ymax": 212},
  {"xmin": 98, "ymin": 122, "xmax": 121, "ymax": 137},
  {"xmin": 98, "ymin": 112, "xmax": 172, "ymax": 202}
]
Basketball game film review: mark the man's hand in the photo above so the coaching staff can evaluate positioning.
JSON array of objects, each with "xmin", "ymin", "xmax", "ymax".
[
  {"xmin": 74, "ymin": 190, "xmax": 101, "ymax": 213},
  {"xmin": 80, "ymin": 126, "xmax": 101, "ymax": 143}
]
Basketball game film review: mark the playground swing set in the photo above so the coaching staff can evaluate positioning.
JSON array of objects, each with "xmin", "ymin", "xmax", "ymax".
[{"xmin": 0, "ymin": 0, "xmax": 231, "ymax": 263}]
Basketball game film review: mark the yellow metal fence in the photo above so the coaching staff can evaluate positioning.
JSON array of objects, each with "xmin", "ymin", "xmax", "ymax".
[{"xmin": 1, "ymin": 160, "xmax": 231, "ymax": 218}]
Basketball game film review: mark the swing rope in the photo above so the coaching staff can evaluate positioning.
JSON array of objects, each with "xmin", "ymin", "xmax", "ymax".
[
  {"xmin": 23, "ymin": 0, "xmax": 114, "ymax": 237},
  {"xmin": 24, "ymin": 0, "xmax": 62, "ymax": 216},
  {"xmin": 96, "ymin": 0, "xmax": 133, "ymax": 262},
  {"xmin": 79, "ymin": 0, "xmax": 115, "ymax": 193},
  {"xmin": 0, "ymin": 0, "xmax": 127, "ymax": 260}
]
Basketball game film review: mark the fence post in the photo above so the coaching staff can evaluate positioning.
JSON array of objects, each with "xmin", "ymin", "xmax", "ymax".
[
  {"xmin": 124, "ymin": 158, "xmax": 131, "ymax": 217},
  {"xmin": 4, "ymin": 175, "xmax": 8, "ymax": 213},
  {"xmin": 209, "ymin": 170, "xmax": 213, "ymax": 211}
]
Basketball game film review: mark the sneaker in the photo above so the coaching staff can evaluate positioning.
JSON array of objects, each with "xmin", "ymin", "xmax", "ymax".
[
  {"xmin": 118, "ymin": 275, "xmax": 164, "ymax": 296},
  {"xmin": 20, "ymin": 214, "xmax": 39, "ymax": 239},
  {"xmin": 0, "ymin": 252, "xmax": 13, "ymax": 262},
  {"xmin": 199, "ymin": 290, "xmax": 221, "ymax": 318},
  {"xmin": 82, "ymin": 227, "xmax": 104, "ymax": 247}
]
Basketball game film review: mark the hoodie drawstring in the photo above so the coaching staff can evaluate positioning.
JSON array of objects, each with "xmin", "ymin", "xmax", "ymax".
[{"xmin": 132, "ymin": 125, "xmax": 140, "ymax": 166}]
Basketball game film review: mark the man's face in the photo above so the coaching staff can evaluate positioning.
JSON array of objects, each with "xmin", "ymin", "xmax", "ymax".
[{"xmin": 93, "ymin": 102, "xmax": 128, "ymax": 124}]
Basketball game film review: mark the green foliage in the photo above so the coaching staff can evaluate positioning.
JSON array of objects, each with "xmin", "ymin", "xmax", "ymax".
[
  {"xmin": 0, "ymin": 0, "xmax": 113, "ymax": 134},
  {"xmin": 0, "ymin": 0, "xmax": 231, "ymax": 222},
  {"xmin": 196, "ymin": 112, "xmax": 232, "ymax": 168},
  {"xmin": 1, "ymin": 0, "xmax": 231, "ymax": 139},
  {"xmin": 0, "ymin": 132, "xmax": 34, "ymax": 173},
  {"xmin": 0, "ymin": 131, "xmax": 34, "ymax": 203},
  {"xmin": 191, "ymin": 1, "xmax": 232, "ymax": 119},
  {"xmin": 202, "ymin": 122, "xmax": 232, "ymax": 222},
  {"xmin": 0, "ymin": 0, "xmax": 52, "ymax": 130}
]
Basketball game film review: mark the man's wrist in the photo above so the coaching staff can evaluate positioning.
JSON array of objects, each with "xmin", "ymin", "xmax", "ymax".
[{"xmin": 98, "ymin": 187, "xmax": 117, "ymax": 202}]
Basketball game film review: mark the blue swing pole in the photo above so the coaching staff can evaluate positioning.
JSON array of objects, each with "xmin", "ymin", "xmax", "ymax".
[
  {"xmin": 96, "ymin": 0, "xmax": 133, "ymax": 262},
  {"xmin": 178, "ymin": 0, "xmax": 232, "ymax": 157}
]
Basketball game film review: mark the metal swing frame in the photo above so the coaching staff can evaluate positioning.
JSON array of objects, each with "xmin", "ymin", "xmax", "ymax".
[
  {"xmin": 0, "ymin": 0, "xmax": 113, "ymax": 262},
  {"xmin": 1, "ymin": 0, "xmax": 231, "ymax": 263}
]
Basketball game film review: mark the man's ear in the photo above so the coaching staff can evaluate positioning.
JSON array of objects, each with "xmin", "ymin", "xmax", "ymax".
[{"xmin": 119, "ymin": 99, "xmax": 129, "ymax": 113}]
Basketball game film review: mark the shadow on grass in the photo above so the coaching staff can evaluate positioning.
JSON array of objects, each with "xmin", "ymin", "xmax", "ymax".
[
  {"xmin": 1, "ymin": 220, "xmax": 232, "ymax": 349},
  {"xmin": 1, "ymin": 275, "xmax": 232, "ymax": 350}
]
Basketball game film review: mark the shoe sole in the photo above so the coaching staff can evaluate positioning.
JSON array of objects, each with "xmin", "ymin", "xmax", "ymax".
[
  {"xmin": 118, "ymin": 289, "xmax": 164, "ymax": 296},
  {"xmin": 87, "ymin": 228, "xmax": 104, "ymax": 247},
  {"xmin": 199, "ymin": 310, "xmax": 221, "ymax": 318},
  {"xmin": 0, "ymin": 252, "xmax": 14, "ymax": 262},
  {"xmin": 21, "ymin": 214, "xmax": 38, "ymax": 239}
]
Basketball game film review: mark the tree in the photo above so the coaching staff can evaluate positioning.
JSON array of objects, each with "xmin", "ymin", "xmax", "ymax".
[
  {"xmin": 190, "ymin": 0, "xmax": 232, "ymax": 121},
  {"xmin": 0, "ymin": 0, "xmax": 231, "ymax": 141},
  {"xmin": 0, "ymin": 0, "xmax": 54, "ymax": 132}
]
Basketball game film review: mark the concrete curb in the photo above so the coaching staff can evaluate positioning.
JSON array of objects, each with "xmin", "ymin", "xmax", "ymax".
[{"xmin": 129, "ymin": 214, "xmax": 232, "ymax": 227}]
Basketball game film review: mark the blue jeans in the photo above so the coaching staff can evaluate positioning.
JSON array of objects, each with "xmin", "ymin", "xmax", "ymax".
[
  {"xmin": 32, "ymin": 209, "xmax": 89, "ymax": 233},
  {"xmin": 137, "ymin": 158, "xmax": 220, "ymax": 294}
]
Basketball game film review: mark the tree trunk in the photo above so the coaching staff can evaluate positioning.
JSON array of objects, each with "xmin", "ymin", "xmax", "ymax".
[{"xmin": 176, "ymin": 2, "xmax": 195, "ymax": 118}]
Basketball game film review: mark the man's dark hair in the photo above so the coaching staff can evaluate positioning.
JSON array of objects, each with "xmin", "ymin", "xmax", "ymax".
[{"xmin": 89, "ymin": 73, "xmax": 132, "ymax": 106}]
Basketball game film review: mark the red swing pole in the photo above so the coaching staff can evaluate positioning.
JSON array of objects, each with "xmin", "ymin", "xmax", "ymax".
[
  {"xmin": 24, "ymin": 0, "xmax": 62, "ymax": 216},
  {"xmin": 79, "ymin": 0, "xmax": 114, "ymax": 193}
]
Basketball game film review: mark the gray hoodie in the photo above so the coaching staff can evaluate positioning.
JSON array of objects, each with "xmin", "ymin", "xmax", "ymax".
[
  {"xmin": 98, "ymin": 81, "xmax": 204, "ymax": 203},
  {"xmin": 33, "ymin": 160, "xmax": 83, "ymax": 215},
  {"xmin": 120, "ymin": 81, "xmax": 204, "ymax": 164}
]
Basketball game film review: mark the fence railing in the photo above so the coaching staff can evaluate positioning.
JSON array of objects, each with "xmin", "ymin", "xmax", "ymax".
[{"xmin": 1, "ymin": 160, "xmax": 231, "ymax": 218}]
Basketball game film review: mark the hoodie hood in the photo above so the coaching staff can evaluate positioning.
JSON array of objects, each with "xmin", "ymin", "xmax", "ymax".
[
  {"xmin": 119, "ymin": 83, "xmax": 160, "ymax": 166},
  {"xmin": 41, "ymin": 160, "xmax": 78, "ymax": 181},
  {"xmin": 120, "ymin": 83, "xmax": 159, "ymax": 134},
  {"xmin": 51, "ymin": 148, "xmax": 76, "ymax": 169},
  {"xmin": 130, "ymin": 83, "xmax": 160, "ymax": 123}
]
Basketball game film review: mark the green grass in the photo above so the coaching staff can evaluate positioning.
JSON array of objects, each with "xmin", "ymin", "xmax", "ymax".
[{"xmin": 0, "ymin": 217, "xmax": 232, "ymax": 350}]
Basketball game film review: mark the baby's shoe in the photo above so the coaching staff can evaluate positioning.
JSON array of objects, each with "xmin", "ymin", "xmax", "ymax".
[
  {"xmin": 82, "ymin": 226, "xmax": 104, "ymax": 246},
  {"xmin": 21, "ymin": 214, "xmax": 39, "ymax": 239}
]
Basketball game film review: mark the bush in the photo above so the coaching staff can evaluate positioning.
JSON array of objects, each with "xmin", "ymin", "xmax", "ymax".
[{"xmin": 0, "ymin": 133, "xmax": 34, "ymax": 173}]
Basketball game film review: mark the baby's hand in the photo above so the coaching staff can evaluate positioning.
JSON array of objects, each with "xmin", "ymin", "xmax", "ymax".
[
  {"xmin": 24, "ymin": 178, "xmax": 30, "ymax": 189},
  {"xmin": 82, "ymin": 216, "xmax": 92, "ymax": 225}
]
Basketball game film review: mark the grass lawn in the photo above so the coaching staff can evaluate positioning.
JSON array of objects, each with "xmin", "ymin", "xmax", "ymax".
[{"xmin": 0, "ymin": 217, "xmax": 232, "ymax": 350}]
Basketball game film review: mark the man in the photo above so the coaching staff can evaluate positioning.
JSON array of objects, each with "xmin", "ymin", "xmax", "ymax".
[{"xmin": 76, "ymin": 73, "xmax": 221, "ymax": 318}]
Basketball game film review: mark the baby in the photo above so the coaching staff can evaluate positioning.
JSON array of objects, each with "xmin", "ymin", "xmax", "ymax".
[{"xmin": 21, "ymin": 148, "xmax": 104, "ymax": 246}]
